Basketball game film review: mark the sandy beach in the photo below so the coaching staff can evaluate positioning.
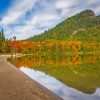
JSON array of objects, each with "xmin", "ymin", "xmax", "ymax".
[{"xmin": 0, "ymin": 55, "xmax": 63, "ymax": 100}]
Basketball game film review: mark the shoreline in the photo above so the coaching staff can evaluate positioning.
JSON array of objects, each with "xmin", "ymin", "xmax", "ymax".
[
  {"xmin": 0, "ymin": 50, "xmax": 100, "ymax": 57},
  {"xmin": 0, "ymin": 55, "xmax": 62, "ymax": 100}
]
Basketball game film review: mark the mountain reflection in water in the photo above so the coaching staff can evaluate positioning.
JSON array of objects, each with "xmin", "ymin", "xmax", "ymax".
[
  {"xmin": 20, "ymin": 67, "xmax": 100, "ymax": 100},
  {"xmin": 8, "ymin": 54, "xmax": 100, "ymax": 100}
]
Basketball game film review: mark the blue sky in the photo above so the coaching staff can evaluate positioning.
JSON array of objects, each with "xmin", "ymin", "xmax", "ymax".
[{"xmin": 0, "ymin": 0, "xmax": 100, "ymax": 40}]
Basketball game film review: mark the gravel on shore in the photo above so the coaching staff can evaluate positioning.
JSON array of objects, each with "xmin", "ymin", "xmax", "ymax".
[{"xmin": 0, "ymin": 56, "xmax": 63, "ymax": 100}]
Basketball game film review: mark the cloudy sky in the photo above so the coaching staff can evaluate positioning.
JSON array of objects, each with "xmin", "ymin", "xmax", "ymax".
[{"xmin": 0, "ymin": 0, "xmax": 100, "ymax": 40}]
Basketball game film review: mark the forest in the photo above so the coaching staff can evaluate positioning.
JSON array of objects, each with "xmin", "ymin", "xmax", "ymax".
[{"xmin": 0, "ymin": 10, "xmax": 100, "ymax": 55}]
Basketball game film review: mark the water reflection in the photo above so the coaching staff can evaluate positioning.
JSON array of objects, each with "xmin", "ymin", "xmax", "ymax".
[
  {"xmin": 20, "ymin": 67, "xmax": 100, "ymax": 100},
  {"xmin": 9, "ymin": 54, "xmax": 100, "ymax": 68},
  {"xmin": 8, "ymin": 54, "xmax": 100, "ymax": 100}
]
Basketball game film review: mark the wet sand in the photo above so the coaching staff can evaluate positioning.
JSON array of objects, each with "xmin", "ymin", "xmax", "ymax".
[{"xmin": 0, "ymin": 56, "xmax": 63, "ymax": 100}]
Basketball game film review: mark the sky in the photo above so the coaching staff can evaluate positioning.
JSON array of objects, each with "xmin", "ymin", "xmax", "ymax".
[{"xmin": 0, "ymin": 0, "xmax": 100, "ymax": 40}]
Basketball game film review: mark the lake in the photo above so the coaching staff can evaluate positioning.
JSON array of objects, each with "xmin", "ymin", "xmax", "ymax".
[{"xmin": 8, "ymin": 53, "xmax": 100, "ymax": 100}]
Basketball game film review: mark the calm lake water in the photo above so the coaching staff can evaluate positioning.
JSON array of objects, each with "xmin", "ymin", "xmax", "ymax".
[{"xmin": 8, "ymin": 54, "xmax": 100, "ymax": 100}]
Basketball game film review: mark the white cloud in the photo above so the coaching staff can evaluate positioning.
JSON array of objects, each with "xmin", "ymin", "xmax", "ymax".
[
  {"xmin": 1, "ymin": 0, "xmax": 100, "ymax": 40},
  {"xmin": 87, "ymin": 0, "xmax": 100, "ymax": 5},
  {"xmin": 56, "ymin": 0, "xmax": 78, "ymax": 9},
  {"xmin": 1, "ymin": 12, "xmax": 22, "ymax": 25},
  {"xmin": 7, "ymin": 13, "xmax": 60, "ymax": 40},
  {"xmin": 31, "ymin": 14, "xmax": 59, "ymax": 24},
  {"xmin": 1, "ymin": 0, "xmax": 37, "ymax": 25},
  {"xmin": 94, "ymin": 6, "xmax": 100, "ymax": 15}
]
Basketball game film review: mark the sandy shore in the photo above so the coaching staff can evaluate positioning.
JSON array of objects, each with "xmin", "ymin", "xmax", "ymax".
[{"xmin": 0, "ymin": 56, "xmax": 63, "ymax": 100}]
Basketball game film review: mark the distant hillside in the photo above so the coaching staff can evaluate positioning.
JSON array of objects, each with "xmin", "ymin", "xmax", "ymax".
[{"xmin": 29, "ymin": 10, "xmax": 100, "ymax": 42}]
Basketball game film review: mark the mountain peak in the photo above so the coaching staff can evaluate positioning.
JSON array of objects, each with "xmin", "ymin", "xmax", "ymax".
[
  {"xmin": 30, "ymin": 10, "xmax": 100, "ymax": 42},
  {"xmin": 78, "ymin": 9, "xmax": 96, "ymax": 18}
]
